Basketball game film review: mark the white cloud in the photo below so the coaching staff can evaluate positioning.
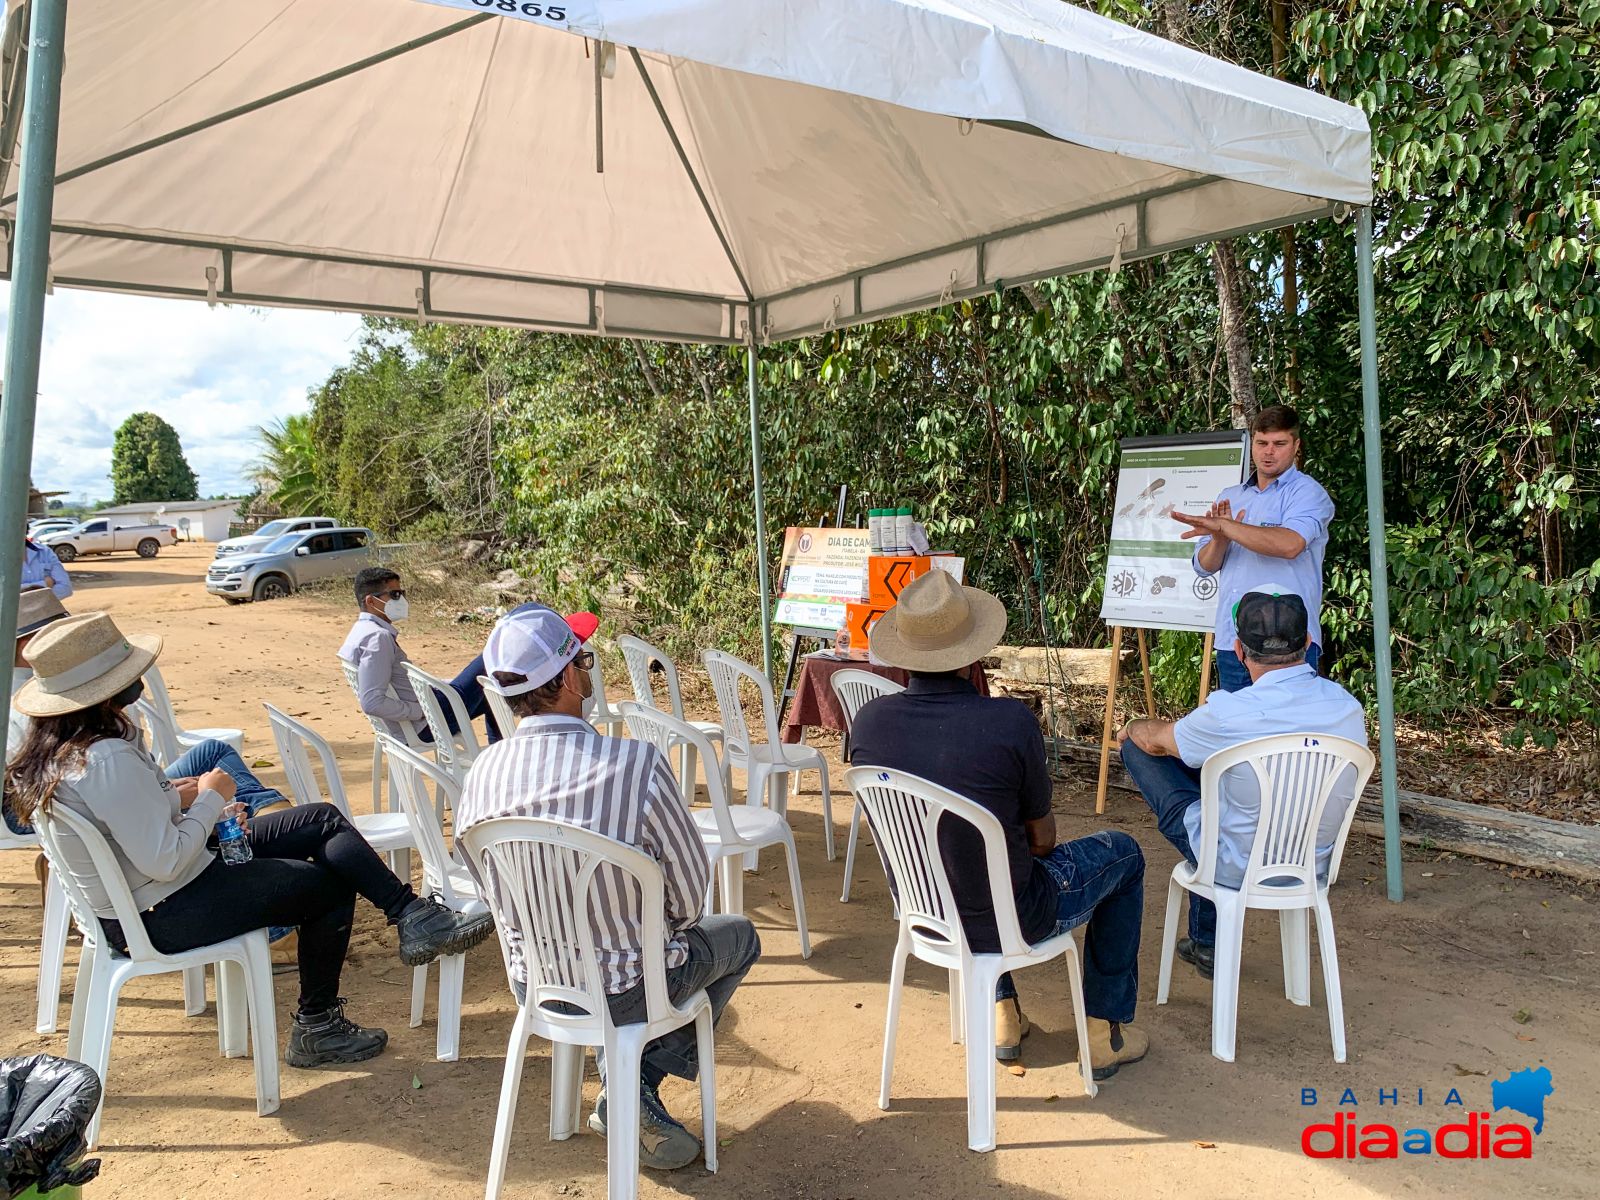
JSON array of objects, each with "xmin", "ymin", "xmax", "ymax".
[{"xmin": 1, "ymin": 288, "xmax": 363, "ymax": 502}]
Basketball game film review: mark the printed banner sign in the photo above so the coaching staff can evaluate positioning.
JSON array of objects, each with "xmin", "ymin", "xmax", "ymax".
[
  {"xmin": 774, "ymin": 527, "xmax": 870, "ymax": 630},
  {"xmin": 1099, "ymin": 433, "xmax": 1248, "ymax": 632}
]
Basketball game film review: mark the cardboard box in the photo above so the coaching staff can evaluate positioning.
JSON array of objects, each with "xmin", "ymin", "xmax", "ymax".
[
  {"xmin": 844, "ymin": 602, "xmax": 891, "ymax": 655},
  {"xmin": 866, "ymin": 555, "xmax": 933, "ymax": 605}
]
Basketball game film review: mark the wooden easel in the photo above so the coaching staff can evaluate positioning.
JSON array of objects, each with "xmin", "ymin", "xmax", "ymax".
[{"xmin": 1094, "ymin": 626, "xmax": 1214, "ymax": 813}]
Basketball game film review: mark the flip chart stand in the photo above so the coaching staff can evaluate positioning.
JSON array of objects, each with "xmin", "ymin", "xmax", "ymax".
[{"xmin": 1094, "ymin": 627, "xmax": 1214, "ymax": 814}]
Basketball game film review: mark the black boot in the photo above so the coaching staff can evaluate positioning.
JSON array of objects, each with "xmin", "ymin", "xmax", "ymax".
[
  {"xmin": 396, "ymin": 895, "xmax": 495, "ymax": 966},
  {"xmin": 285, "ymin": 999, "xmax": 388, "ymax": 1068}
]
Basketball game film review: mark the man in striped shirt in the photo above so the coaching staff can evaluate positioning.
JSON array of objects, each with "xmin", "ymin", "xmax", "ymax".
[{"xmin": 457, "ymin": 607, "xmax": 759, "ymax": 1172}]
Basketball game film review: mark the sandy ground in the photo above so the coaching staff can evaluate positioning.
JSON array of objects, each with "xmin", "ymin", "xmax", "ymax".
[{"xmin": 3, "ymin": 543, "xmax": 1596, "ymax": 1200}]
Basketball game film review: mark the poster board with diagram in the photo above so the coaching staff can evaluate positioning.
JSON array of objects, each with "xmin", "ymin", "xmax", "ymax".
[{"xmin": 1098, "ymin": 431, "xmax": 1249, "ymax": 633}]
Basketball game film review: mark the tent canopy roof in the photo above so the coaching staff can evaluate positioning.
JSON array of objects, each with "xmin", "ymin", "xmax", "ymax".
[{"xmin": 1, "ymin": 0, "xmax": 1370, "ymax": 344}]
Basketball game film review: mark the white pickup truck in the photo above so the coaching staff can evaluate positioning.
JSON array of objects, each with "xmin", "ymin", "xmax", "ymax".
[{"xmin": 41, "ymin": 518, "xmax": 178, "ymax": 562}]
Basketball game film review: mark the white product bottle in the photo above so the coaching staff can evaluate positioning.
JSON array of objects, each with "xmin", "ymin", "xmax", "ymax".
[
  {"xmin": 869, "ymin": 509, "xmax": 884, "ymax": 554},
  {"xmin": 895, "ymin": 507, "xmax": 915, "ymax": 556}
]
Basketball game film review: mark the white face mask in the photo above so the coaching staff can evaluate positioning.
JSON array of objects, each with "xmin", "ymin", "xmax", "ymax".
[
  {"xmin": 580, "ymin": 691, "xmax": 596, "ymax": 720},
  {"xmin": 384, "ymin": 596, "xmax": 409, "ymax": 622}
]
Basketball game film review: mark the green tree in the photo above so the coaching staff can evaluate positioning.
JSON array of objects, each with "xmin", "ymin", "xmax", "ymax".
[
  {"xmin": 251, "ymin": 413, "xmax": 329, "ymax": 515},
  {"xmin": 109, "ymin": 412, "xmax": 198, "ymax": 503}
]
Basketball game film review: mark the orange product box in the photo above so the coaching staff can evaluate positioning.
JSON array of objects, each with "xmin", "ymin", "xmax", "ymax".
[
  {"xmin": 866, "ymin": 555, "xmax": 933, "ymax": 606},
  {"xmin": 844, "ymin": 602, "xmax": 892, "ymax": 656}
]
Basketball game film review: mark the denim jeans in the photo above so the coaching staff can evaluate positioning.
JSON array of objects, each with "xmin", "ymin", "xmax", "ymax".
[
  {"xmin": 1216, "ymin": 642, "xmax": 1320, "ymax": 693},
  {"xmin": 166, "ymin": 740, "xmax": 286, "ymax": 817},
  {"xmin": 1119, "ymin": 740, "xmax": 1216, "ymax": 947},
  {"xmin": 992, "ymin": 831, "xmax": 1144, "ymax": 1024},
  {"xmin": 600, "ymin": 915, "xmax": 761, "ymax": 1090}
]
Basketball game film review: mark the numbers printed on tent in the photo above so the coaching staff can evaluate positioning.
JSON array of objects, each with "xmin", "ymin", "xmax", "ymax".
[{"xmin": 472, "ymin": 1, "xmax": 568, "ymax": 21}]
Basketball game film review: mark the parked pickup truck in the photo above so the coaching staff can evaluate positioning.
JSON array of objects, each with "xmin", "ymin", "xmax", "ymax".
[
  {"xmin": 41, "ymin": 518, "xmax": 177, "ymax": 562},
  {"xmin": 206, "ymin": 526, "xmax": 376, "ymax": 603}
]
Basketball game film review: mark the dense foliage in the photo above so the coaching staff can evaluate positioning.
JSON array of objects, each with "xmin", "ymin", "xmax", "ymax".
[
  {"xmin": 277, "ymin": 0, "xmax": 1599, "ymax": 745},
  {"xmin": 109, "ymin": 412, "xmax": 198, "ymax": 504}
]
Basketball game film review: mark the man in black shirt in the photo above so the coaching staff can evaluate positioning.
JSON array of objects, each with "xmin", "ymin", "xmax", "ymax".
[{"xmin": 851, "ymin": 571, "xmax": 1148, "ymax": 1078}]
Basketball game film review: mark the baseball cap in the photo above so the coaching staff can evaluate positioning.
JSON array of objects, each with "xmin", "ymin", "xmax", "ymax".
[
  {"xmin": 1234, "ymin": 583, "xmax": 1308, "ymax": 656},
  {"xmin": 482, "ymin": 607, "xmax": 599, "ymax": 695}
]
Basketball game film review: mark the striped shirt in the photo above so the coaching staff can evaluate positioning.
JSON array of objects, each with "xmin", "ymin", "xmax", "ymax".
[{"xmin": 456, "ymin": 714, "xmax": 710, "ymax": 995}]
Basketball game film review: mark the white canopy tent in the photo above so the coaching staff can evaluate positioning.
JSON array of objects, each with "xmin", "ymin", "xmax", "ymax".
[{"xmin": 0, "ymin": 0, "xmax": 1402, "ymax": 895}]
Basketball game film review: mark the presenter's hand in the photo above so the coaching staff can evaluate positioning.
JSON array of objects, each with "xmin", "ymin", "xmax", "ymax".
[{"xmin": 1172, "ymin": 508, "xmax": 1246, "ymax": 540}]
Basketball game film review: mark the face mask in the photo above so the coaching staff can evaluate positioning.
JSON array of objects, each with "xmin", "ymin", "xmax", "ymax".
[
  {"xmin": 580, "ymin": 691, "xmax": 596, "ymax": 720},
  {"xmin": 110, "ymin": 678, "xmax": 146, "ymax": 709},
  {"xmin": 384, "ymin": 596, "xmax": 409, "ymax": 622}
]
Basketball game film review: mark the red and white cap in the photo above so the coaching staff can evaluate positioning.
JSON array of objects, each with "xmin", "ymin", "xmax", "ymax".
[{"xmin": 482, "ymin": 607, "xmax": 599, "ymax": 695}]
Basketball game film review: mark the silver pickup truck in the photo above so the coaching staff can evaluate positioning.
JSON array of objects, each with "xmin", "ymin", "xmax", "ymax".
[
  {"xmin": 41, "ymin": 518, "xmax": 177, "ymax": 562},
  {"xmin": 205, "ymin": 526, "xmax": 377, "ymax": 603}
]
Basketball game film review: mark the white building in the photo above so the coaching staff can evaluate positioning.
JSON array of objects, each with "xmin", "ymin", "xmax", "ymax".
[{"xmin": 94, "ymin": 499, "xmax": 243, "ymax": 543}]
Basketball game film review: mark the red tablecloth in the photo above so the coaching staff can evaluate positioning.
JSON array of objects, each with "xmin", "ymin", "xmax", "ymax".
[{"xmin": 781, "ymin": 655, "xmax": 990, "ymax": 743}]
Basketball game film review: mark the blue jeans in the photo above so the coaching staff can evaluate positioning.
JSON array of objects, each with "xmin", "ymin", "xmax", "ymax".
[
  {"xmin": 1216, "ymin": 642, "xmax": 1320, "ymax": 693},
  {"xmin": 993, "ymin": 832, "xmax": 1144, "ymax": 1024},
  {"xmin": 1120, "ymin": 740, "xmax": 1215, "ymax": 947},
  {"xmin": 166, "ymin": 740, "xmax": 286, "ymax": 818}
]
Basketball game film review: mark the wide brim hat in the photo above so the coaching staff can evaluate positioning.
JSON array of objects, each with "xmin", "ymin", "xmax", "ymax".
[
  {"xmin": 16, "ymin": 588, "xmax": 69, "ymax": 638},
  {"xmin": 14, "ymin": 612, "xmax": 162, "ymax": 717},
  {"xmin": 869, "ymin": 569, "xmax": 1008, "ymax": 673}
]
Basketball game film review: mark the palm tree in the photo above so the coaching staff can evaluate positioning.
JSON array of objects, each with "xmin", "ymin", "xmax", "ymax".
[{"xmin": 251, "ymin": 413, "xmax": 329, "ymax": 515}]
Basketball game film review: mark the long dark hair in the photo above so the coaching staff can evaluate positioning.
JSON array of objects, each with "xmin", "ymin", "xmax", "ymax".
[{"xmin": 4, "ymin": 692, "xmax": 138, "ymax": 825}]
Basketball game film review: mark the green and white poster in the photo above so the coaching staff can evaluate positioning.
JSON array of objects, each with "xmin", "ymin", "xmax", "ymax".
[{"xmin": 1099, "ymin": 432, "xmax": 1249, "ymax": 632}]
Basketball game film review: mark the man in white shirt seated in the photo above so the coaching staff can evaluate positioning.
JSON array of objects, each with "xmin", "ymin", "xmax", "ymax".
[
  {"xmin": 456, "ymin": 608, "xmax": 760, "ymax": 1173},
  {"xmin": 1116, "ymin": 585, "xmax": 1367, "ymax": 980}
]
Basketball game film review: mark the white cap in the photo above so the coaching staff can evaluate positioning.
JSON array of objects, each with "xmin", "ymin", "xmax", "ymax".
[{"xmin": 482, "ymin": 607, "xmax": 597, "ymax": 695}]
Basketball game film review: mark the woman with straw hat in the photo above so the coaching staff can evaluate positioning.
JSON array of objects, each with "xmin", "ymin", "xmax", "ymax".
[{"xmin": 6, "ymin": 611, "xmax": 496, "ymax": 1069}]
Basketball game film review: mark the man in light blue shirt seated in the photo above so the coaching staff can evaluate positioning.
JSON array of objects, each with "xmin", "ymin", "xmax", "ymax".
[
  {"xmin": 1172, "ymin": 405, "xmax": 1333, "ymax": 693},
  {"xmin": 1116, "ymin": 586, "xmax": 1367, "ymax": 980}
]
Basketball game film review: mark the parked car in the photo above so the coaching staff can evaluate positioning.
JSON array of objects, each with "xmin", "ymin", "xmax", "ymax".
[
  {"xmin": 205, "ymin": 527, "xmax": 376, "ymax": 603},
  {"xmin": 26, "ymin": 519, "xmax": 77, "ymax": 539},
  {"xmin": 213, "ymin": 515, "xmax": 338, "ymax": 558},
  {"xmin": 40, "ymin": 518, "xmax": 177, "ymax": 562}
]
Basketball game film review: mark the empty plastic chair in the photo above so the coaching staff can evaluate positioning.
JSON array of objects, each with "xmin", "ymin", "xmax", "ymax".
[
  {"xmin": 619, "ymin": 702, "xmax": 809, "ymax": 958},
  {"xmin": 404, "ymin": 661, "xmax": 481, "ymax": 782},
  {"xmin": 829, "ymin": 669, "xmax": 905, "ymax": 902},
  {"xmin": 618, "ymin": 636, "xmax": 723, "ymax": 797},
  {"xmin": 126, "ymin": 698, "xmax": 184, "ymax": 770},
  {"xmin": 381, "ymin": 736, "xmax": 490, "ymax": 1062},
  {"xmin": 588, "ymin": 653, "xmax": 628, "ymax": 738},
  {"xmin": 702, "ymin": 649, "xmax": 832, "ymax": 867},
  {"xmin": 142, "ymin": 664, "xmax": 244, "ymax": 753},
  {"xmin": 1156, "ymin": 733, "xmax": 1375, "ymax": 1063},
  {"xmin": 460, "ymin": 816, "xmax": 719, "ymax": 1200},
  {"xmin": 34, "ymin": 802, "xmax": 280, "ymax": 1148},
  {"xmin": 845, "ymin": 766, "xmax": 1097, "ymax": 1152}
]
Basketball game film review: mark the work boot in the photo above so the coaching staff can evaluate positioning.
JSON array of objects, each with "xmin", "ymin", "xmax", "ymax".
[
  {"xmin": 588, "ymin": 1082, "xmax": 703, "ymax": 1170},
  {"xmin": 1177, "ymin": 937, "xmax": 1215, "ymax": 980},
  {"xmin": 395, "ymin": 895, "xmax": 495, "ymax": 966},
  {"xmin": 285, "ymin": 999, "xmax": 388, "ymax": 1068},
  {"xmin": 995, "ymin": 996, "xmax": 1030, "ymax": 1062},
  {"xmin": 1083, "ymin": 1018, "xmax": 1149, "ymax": 1081}
]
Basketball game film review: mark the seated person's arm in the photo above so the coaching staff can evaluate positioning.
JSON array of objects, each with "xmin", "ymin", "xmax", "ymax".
[
  {"xmin": 1024, "ymin": 814, "xmax": 1056, "ymax": 858},
  {"xmin": 355, "ymin": 640, "xmax": 424, "ymax": 724},
  {"xmin": 1117, "ymin": 717, "xmax": 1180, "ymax": 757},
  {"xmin": 86, "ymin": 748, "xmax": 227, "ymax": 882},
  {"xmin": 642, "ymin": 753, "xmax": 713, "ymax": 929},
  {"xmin": 1019, "ymin": 707, "xmax": 1056, "ymax": 857}
]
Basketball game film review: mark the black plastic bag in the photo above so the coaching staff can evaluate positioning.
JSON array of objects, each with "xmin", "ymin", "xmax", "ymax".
[{"xmin": 0, "ymin": 1055, "xmax": 102, "ymax": 1198}]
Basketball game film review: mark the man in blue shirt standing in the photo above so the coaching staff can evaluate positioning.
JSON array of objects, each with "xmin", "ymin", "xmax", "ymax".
[
  {"xmin": 1172, "ymin": 405, "xmax": 1333, "ymax": 693},
  {"xmin": 20, "ymin": 522, "xmax": 73, "ymax": 599},
  {"xmin": 1118, "ymin": 586, "xmax": 1367, "ymax": 980}
]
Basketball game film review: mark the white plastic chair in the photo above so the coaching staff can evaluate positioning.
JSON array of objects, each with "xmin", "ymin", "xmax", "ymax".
[
  {"xmin": 34, "ymin": 801, "xmax": 280, "ymax": 1148},
  {"xmin": 702, "ymin": 649, "xmax": 833, "ymax": 869},
  {"xmin": 0, "ymin": 817, "xmax": 74, "ymax": 1034},
  {"xmin": 404, "ymin": 661, "xmax": 481, "ymax": 782},
  {"xmin": 143, "ymin": 664, "xmax": 244, "ymax": 754},
  {"xmin": 617, "ymin": 636, "xmax": 723, "ymax": 796},
  {"xmin": 461, "ymin": 816, "xmax": 719, "ymax": 1200},
  {"xmin": 264, "ymin": 702, "xmax": 416, "ymax": 880},
  {"xmin": 381, "ymin": 736, "xmax": 490, "ymax": 1062},
  {"xmin": 829, "ymin": 669, "xmax": 905, "ymax": 903},
  {"xmin": 338, "ymin": 656, "xmax": 433, "ymax": 818},
  {"xmin": 845, "ymin": 766, "xmax": 1097, "ymax": 1152},
  {"xmin": 478, "ymin": 675, "xmax": 520, "ymax": 742},
  {"xmin": 619, "ymin": 702, "xmax": 809, "ymax": 958},
  {"xmin": 588, "ymin": 653, "xmax": 628, "ymax": 739},
  {"xmin": 1156, "ymin": 733, "xmax": 1375, "ymax": 1064},
  {"xmin": 127, "ymin": 697, "xmax": 184, "ymax": 769}
]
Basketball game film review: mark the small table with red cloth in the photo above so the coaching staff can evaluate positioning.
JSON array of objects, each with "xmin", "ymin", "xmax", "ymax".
[{"xmin": 780, "ymin": 654, "xmax": 991, "ymax": 744}]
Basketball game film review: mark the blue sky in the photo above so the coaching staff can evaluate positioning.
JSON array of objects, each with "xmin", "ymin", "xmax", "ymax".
[{"xmin": 2, "ymin": 287, "xmax": 364, "ymax": 503}]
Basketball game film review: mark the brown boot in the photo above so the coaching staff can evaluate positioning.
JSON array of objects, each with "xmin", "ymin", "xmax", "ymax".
[
  {"xmin": 1083, "ymin": 1018, "xmax": 1148, "ymax": 1081},
  {"xmin": 995, "ymin": 996, "xmax": 1029, "ymax": 1062}
]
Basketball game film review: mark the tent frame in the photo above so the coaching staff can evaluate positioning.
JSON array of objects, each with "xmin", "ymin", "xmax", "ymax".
[{"xmin": 0, "ymin": 0, "xmax": 1404, "ymax": 900}]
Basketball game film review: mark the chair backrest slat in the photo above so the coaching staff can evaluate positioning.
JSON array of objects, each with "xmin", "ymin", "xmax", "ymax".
[
  {"xmin": 476, "ymin": 675, "xmax": 520, "ymax": 742},
  {"xmin": 830, "ymin": 669, "xmax": 904, "ymax": 734},
  {"xmin": 404, "ymin": 661, "xmax": 480, "ymax": 778},
  {"xmin": 618, "ymin": 702, "xmax": 741, "ymax": 845},
  {"xmin": 381, "ymin": 736, "xmax": 466, "ymax": 903},
  {"xmin": 128, "ymin": 698, "xmax": 182, "ymax": 768},
  {"xmin": 844, "ymin": 766, "xmax": 1032, "ymax": 960},
  {"xmin": 35, "ymin": 801, "xmax": 158, "ymax": 959},
  {"xmin": 263, "ymin": 703, "xmax": 350, "ymax": 820},
  {"xmin": 702, "ymin": 650, "xmax": 778, "ymax": 757},
  {"xmin": 617, "ymin": 636, "xmax": 690, "ymax": 721}
]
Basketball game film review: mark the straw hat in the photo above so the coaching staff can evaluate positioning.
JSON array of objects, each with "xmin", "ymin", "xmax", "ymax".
[
  {"xmin": 14, "ymin": 612, "xmax": 162, "ymax": 717},
  {"xmin": 868, "ymin": 569, "xmax": 1007, "ymax": 673},
  {"xmin": 16, "ymin": 588, "xmax": 69, "ymax": 638}
]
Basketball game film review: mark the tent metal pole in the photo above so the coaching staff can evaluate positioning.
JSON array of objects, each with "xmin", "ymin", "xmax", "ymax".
[
  {"xmin": 1355, "ymin": 206, "xmax": 1402, "ymax": 902},
  {"xmin": 747, "ymin": 341, "xmax": 774, "ymax": 678},
  {"xmin": 0, "ymin": 0, "xmax": 68, "ymax": 772}
]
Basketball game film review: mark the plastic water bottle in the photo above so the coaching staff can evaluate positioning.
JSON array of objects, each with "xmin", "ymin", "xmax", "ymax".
[{"xmin": 217, "ymin": 814, "xmax": 253, "ymax": 865}]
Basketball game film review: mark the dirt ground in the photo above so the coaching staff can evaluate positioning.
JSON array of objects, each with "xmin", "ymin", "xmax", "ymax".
[{"xmin": 3, "ymin": 543, "xmax": 1596, "ymax": 1199}]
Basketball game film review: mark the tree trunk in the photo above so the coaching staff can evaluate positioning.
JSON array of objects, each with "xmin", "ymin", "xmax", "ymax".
[{"xmin": 1212, "ymin": 240, "xmax": 1259, "ymax": 428}]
